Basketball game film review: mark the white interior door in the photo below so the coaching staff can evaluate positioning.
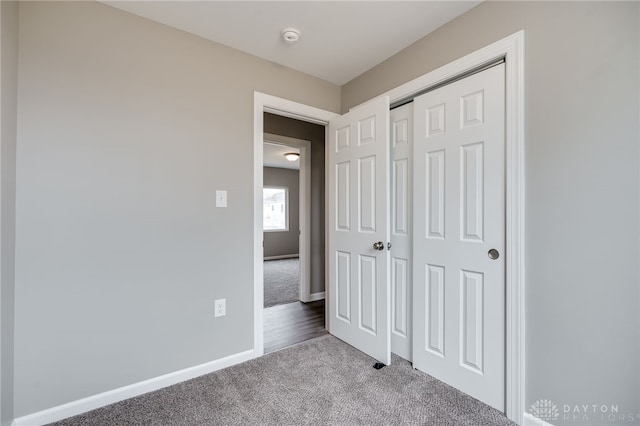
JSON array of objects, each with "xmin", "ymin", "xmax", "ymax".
[
  {"xmin": 412, "ymin": 64, "xmax": 506, "ymax": 410},
  {"xmin": 328, "ymin": 96, "xmax": 391, "ymax": 365},
  {"xmin": 390, "ymin": 103, "xmax": 412, "ymax": 361}
]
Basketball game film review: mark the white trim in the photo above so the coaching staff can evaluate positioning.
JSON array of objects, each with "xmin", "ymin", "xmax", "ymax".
[
  {"xmin": 254, "ymin": 100, "xmax": 265, "ymax": 358},
  {"xmin": 264, "ymin": 254, "xmax": 299, "ymax": 261},
  {"xmin": 324, "ymin": 115, "xmax": 331, "ymax": 333},
  {"xmin": 263, "ymin": 133, "xmax": 313, "ymax": 303},
  {"xmin": 523, "ymin": 413, "xmax": 555, "ymax": 426},
  {"xmin": 253, "ymin": 92, "xmax": 338, "ymax": 358},
  {"xmin": 503, "ymin": 32, "xmax": 526, "ymax": 426},
  {"xmin": 11, "ymin": 350, "xmax": 254, "ymax": 426},
  {"xmin": 307, "ymin": 291, "xmax": 325, "ymax": 302},
  {"xmin": 263, "ymin": 107, "xmax": 328, "ymax": 126}
]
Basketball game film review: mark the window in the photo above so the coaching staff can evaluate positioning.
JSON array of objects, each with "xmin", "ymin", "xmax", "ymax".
[{"xmin": 263, "ymin": 187, "xmax": 288, "ymax": 231}]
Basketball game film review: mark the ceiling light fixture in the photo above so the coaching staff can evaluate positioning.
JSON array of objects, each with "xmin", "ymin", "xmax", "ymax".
[
  {"xmin": 284, "ymin": 152, "xmax": 300, "ymax": 162},
  {"xmin": 281, "ymin": 28, "xmax": 301, "ymax": 45}
]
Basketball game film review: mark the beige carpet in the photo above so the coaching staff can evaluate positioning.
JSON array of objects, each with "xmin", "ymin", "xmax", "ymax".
[
  {"xmin": 263, "ymin": 258, "xmax": 299, "ymax": 307},
  {"xmin": 48, "ymin": 335, "xmax": 515, "ymax": 426}
]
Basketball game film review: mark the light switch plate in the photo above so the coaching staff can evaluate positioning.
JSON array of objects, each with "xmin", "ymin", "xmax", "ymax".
[
  {"xmin": 216, "ymin": 190, "xmax": 227, "ymax": 208},
  {"xmin": 215, "ymin": 299, "xmax": 226, "ymax": 317}
]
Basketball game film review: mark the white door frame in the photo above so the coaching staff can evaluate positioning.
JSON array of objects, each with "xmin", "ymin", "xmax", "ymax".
[
  {"xmin": 253, "ymin": 94, "xmax": 338, "ymax": 358},
  {"xmin": 263, "ymin": 133, "xmax": 314, "ymax": 302},
  {"xmin": 253, "ymin": 29, "xmax": 525, "ymax": 424}
]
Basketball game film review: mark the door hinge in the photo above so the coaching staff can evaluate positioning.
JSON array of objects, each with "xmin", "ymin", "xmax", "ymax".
[{"xmin": 387, "ymin": 242, "xmax": 392, "ymax": 250}]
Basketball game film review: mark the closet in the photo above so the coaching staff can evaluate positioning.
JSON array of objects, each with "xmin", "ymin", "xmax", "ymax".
[{"xmin": 327, "ymin": 63, "xmax": 506, "ymax": 411}]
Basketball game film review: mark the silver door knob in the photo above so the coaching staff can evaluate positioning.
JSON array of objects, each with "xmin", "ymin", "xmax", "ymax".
[
  {"xmin": 373, "ymin": 241, "xmax": 384, "ymax": 251},
  {"xmin": 488, "ymin": 249, "xmax": 500, "ymax": 260}
]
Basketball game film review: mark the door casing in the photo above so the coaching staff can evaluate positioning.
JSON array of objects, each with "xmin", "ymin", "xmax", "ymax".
[{"xmin": 253, "ymin": 30, "xmax": 525, "ymax": 424}]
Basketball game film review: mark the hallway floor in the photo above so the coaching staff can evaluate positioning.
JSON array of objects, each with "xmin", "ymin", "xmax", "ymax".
[{"xmin": 264, "ymin": 300, "xmax": 326, "ymax": 354}]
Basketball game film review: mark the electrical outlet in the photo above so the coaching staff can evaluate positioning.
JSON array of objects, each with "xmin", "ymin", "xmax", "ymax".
[
  {"xmin": 216, "ymin": 190, "xmax": 227, "ymax": 208},
  {"xmin": 214, "ymin": 299, "xmax": 226, "ymax": 317}
]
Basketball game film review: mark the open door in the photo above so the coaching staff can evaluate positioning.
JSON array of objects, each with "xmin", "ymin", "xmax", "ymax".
[{"xmin": 328, "ymin": 96, "xmax": 391, "ymax": 365}]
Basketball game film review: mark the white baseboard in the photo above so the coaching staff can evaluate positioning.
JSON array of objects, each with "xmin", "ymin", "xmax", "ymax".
[
  {"xmin": 523, "ymin": 413, "xmax": 555, "ymax": 426},
  {"xmin": 264, "ymin": 254, "xmax": 299, "ymax": 261},
  {"xmin": 12, "ymin": 349, "xmax": 254, "ymax": 426},
  {"xmin": 306, "ymin": 291, "xmax": 325, "ymax": 302}
]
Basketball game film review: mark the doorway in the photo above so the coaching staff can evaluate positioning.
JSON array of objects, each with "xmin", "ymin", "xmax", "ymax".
[
  {"xmin": 261, "ymin": 115, "xmax": 328, "ymax": 353},
  {"xmin": 262, "ymin": 139, "xmax": 305, "ymax": 308}
]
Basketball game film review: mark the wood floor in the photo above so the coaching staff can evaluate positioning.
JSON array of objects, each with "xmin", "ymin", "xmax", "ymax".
[{"xmin": 264, "ymin": 300, "xmax": 327, "ymax": 354}]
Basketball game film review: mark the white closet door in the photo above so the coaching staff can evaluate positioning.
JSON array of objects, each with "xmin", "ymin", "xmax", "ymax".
[
  {"xmin": 328, "ymin": 96, "xmax": 391, "ymax": 365},
  {"xmin": 412, "ymin": 64, "xmax": 506, "ymax": 410},
  {"xmin": 390, "ymin": 103, "xmax": 412, "ymax": 361}
]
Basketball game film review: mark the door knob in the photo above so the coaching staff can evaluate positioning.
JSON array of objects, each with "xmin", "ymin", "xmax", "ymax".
[
  {"xmin": 373, "ymin": 241, "xmax": 384, "ymax": 251},
  {"xmin": 488, "ymin": 249, "xmax": 500, "ymax": 260}
]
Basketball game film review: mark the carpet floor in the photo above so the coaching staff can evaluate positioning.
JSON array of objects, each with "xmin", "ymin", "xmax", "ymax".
[
  {"xmin": 264, "ymin": 258, "xmax": 300, "ymax": 308},
  {"xmin": 48, "ymin": 335, "xmax": 515, "ymax": 426}
]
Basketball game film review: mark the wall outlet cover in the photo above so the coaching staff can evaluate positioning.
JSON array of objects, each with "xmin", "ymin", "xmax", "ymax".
[
  {"xmin": 216, "ymin": 190, "xmax": 227, "ymax": 208},
  {"xmin": 214, "ymin": 298, "xmax": 226, "ymax": 317}
]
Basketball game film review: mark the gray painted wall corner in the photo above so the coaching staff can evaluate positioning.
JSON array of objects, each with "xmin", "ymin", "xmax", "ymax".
[{"xmin": 0, "ymin": 1, "xmax": 19, "ymax": 425}]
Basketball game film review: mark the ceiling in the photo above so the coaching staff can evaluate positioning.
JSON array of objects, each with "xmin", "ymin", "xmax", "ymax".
[
  {"xmin": 100, "ymin": 1, "xmax": 481, "ymax": 85},
  {"xmin": 264, "ymin": 143, "xmax": 300, "ymax": 170}
]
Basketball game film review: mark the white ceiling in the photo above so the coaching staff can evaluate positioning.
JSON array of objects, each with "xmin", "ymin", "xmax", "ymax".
[
  {"xmin": 100, "ymin": 1, "xmax": 481, "ymax": 85},
  {"xmin": 264, "ymin": 143, "xmax": 300, "ymax": 170}
]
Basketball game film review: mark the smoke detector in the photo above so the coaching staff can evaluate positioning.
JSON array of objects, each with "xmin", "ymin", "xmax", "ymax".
[{"xmin": 281, "ymin": 28, "xmax": 301, "ymax": 44}]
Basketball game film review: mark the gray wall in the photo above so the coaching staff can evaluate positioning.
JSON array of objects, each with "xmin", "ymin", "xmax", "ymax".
[
  {"xmin": 343, "ymin": 1, "xmax": 640, "ymax": 422},
  {"xmin": 8, "ymin": 0, "xmax": 639, "ymax": 421},
  {"xmin": 13, "ymin": 1, "xmax": 339, "ymax": 417},
  {"xmin": 0, "ymin": 2, "xmax": 18, "ymax": 425},
  {"xmin": 264, "ymin": 113, "xmax": 325, "ymax": 295},
  {"xmin": 263, "ymin": 167, "xmax": 299, "ymax": 258}
]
